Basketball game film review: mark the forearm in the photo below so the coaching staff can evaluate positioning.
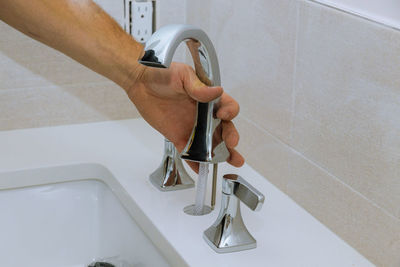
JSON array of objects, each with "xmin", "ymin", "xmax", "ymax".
[{"xmin": 0, "ymin": 0, "xmax": 144, "ymax": 90}]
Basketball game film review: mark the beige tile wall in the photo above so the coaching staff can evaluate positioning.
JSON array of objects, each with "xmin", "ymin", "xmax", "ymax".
[
  {"xmin": 156, "ymin": 0, "xmax": 187, "ymax": 62},
  {"xmin": 0, "ymin": 21, "xmax": 140, "ymax": 131},
  {"xmin": 293, "ymin": 1, "xmax": 400, "ymax": 219},
  {"xmin": 186, "ymin": 0, "xmax": 400, "ymax": 266}
]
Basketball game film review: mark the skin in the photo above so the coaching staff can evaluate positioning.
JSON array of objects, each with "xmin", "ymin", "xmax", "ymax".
[{"xmin": 0, "ymin": 0, "xmax": 244, "ymax": 172}]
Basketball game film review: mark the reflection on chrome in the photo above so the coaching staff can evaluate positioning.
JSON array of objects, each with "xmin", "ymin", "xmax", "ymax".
[{"xmin": 204, "ymin": 174, "xmax": 265, "ymax": 253}]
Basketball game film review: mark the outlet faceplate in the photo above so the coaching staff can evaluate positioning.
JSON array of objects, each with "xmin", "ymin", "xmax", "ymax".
[{"xmin": 125, "ymin": 1, "xmax": 153, "ymax": 43}]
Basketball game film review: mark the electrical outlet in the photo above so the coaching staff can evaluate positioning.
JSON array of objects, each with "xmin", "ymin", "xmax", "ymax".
[{"xmin": 124, "ymin": 1, "xmax": 153, "ymax": 43}]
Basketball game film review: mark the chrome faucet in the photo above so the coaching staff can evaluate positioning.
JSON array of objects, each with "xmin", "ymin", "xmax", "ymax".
[
  {"xmin": 141, "ymin": 24, "xmax": 229, "ymax": 197},
  {"xmin": 204, "ymin": 174, "xmax": 265, "ymax": 253},
  {"xmin": 149, "ymin": 139, "xmax": 194, "ymax": 191}
]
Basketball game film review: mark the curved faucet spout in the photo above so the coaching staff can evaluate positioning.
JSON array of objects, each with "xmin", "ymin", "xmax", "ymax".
[{"xmin": 140, "ymin": 24, "xmax": 229, "ymax": 163}]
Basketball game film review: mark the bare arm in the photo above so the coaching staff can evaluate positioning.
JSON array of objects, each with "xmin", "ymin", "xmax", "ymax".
[{"xmin": 0, "ymin": 0, "xmax": 143, "ymax": 89}]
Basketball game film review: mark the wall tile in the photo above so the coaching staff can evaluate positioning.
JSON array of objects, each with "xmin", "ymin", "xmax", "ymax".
[
  {"xmin": 235, "ymin": 115, "xmax": 291, "ymax": 192},
  {"xmin": 185, "ymin": 0, "xmax": 211, "ymax": 31},
  {"xmin": 156, "ymin": 0, "xmax": 187, "ymax": 63},
  {"xmin": 0, "ymin": 82, "xmax": 139, "ymax": 131},
  {"xmin": 288, "ymin": 153, "xmax": 400, "ymax": 267},
  {"xmin": 0, "ymin": 21, "xmax": 138, "ymax": 131},
  {"xmin": 0, "ymin": 27, "xmax": 65, "ymax": 63},
  {"xmin": 292, "ymin": 1, "xmax": 400, "ymax": 218},
  {"xmin": 0, "ymin": 21, "xmax": 108, "ymax": 90},
  {"xmin": 236, "ymin": 110, "xmax": 400, "ymax": 266},
  {"xmin": 1, "ymin": 21, "xmax": 32, "ymax": 42},
  {"xmin": 186, "ymin": 0, "xmax": 298, "ymax": 144},
  {"xmin": 0, "ymin": 56, "xmax": 108, "ymax": 90}
]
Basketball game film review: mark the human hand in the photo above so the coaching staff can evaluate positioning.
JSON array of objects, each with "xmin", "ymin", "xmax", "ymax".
[{"xmin": 126, "ymin": 62, "xmax": 244, "ymax": 172}]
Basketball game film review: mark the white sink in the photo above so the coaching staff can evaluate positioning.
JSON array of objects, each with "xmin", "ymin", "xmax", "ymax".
[
  {"xmin": 0, "ymin": 164, "xmax": 172, "ymax": 267},
  {"xmin": 0, "ymin": 119, "xmax": 374, "ymax": 267}
]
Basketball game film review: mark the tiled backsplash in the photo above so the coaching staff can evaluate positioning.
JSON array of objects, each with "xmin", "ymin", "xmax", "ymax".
[
  {"xmin": 0, "ymin": 21, "xmax": 139, "ymax": 130},
  {"xmin": 186, "ymin": 0, "xmax": 400, "ymax": 266},
  {"xmin": 1, "ymin": 0, "xmax": 399, "ymax": 266}
]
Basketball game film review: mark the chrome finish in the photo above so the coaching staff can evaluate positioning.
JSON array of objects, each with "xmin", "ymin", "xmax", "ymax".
[
  {"xmin": 140, "ymin": 24, "xmax": 229, "ymax": 164},
  {"xmin": 203, "ymin": 174, "xmax": 265, "ymax": 253},
  {"xmin": 183, "ymin": 204, "xmax": 212, "ymax": 216},
  {"xmin": 149, "ymin": 139, "xmax": 194, "ymax": 191},
  {"xmin": 211, "ymin": 164, "xmax": 218, "ymax": 210}
]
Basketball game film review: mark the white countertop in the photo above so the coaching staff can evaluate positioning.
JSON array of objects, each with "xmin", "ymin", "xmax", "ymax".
[{"xmin": 0, "ymin": 119, "xmax": 374, "ymax": 267}]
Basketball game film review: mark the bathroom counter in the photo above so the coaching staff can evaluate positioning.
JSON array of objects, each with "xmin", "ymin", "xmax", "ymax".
[{"xmin": 0, "ymin": 119, "xmax": 373, "ymax": 267}]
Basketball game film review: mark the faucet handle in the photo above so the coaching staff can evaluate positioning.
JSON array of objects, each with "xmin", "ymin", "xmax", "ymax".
[
  {"xmin": 222, "ymin": 174, "xmax": 265, "ymax": 211},
  {"xmin": 203, "ymin": 174, "xmax": 265, "ymax": 253}
]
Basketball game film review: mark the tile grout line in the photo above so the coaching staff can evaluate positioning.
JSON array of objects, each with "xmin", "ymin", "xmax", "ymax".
[
  {"xmin": 286, "ymin": 1, "xmax": 302, "ymax": 194},
  {"xmin": 291, "ymin": 148, "xmax": 400, "ymax": 223},
  {"xmin": 239, "ymin": 114, "xmax": 400, "ymax": 224},
  {"xmin": 289, "ymin": 0, "xmax": 301, "ymax": 144}
]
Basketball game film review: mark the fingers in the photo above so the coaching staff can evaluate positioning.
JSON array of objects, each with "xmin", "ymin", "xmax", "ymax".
[
  {"xmin": 189, "ymin": 85, "xmax": 223, "ymax": 103},
  {"xmin": 182, "ymin": 65, "xmax": 223, "ymax": 103},
  {"xmin": 222, "ymin": 121, "xmax": 239, "ymax": 148},
  {"xmin": 216, "ymin": 93, "xmax": 240, "ymax": 121},
  {"xmin": 222, "ymin": 121, "xmax": 244, "ymax": 167},
  {"xmin": 227, "ymin": 148, "xmax": 245, "ymax": 167},
  {"xmin": 174, "ymin": 63, "xmax": 244, "ymax": 170}
]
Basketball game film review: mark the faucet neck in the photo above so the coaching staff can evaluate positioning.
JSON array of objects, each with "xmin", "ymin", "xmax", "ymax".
[{"xmin": 140, "ymin": 24, "xmax": 229, "ymax": 164}]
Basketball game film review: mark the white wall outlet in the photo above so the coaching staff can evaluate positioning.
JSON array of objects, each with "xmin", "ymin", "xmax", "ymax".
[{"xmin": 124, "ymin": 1, "xmax": 153, "ymax": 43}]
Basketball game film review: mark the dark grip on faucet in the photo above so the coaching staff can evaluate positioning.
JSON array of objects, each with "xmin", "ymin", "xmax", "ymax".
[
  {"xmin": 140, "ymin": 49, "xmax": 166, "ymax": 68},
  {"xmin": 180, "ymin": 102, "xmax": 210, "ymax": 162}
]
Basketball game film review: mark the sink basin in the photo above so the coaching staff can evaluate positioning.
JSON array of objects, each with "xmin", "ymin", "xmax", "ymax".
[
  {"xmin": 0, "ymin": 119, "xmax": 375, "ymax": 267},
  {"xmin": 0, "ymin": 164, "xmax": 171, "ymax": 267}
]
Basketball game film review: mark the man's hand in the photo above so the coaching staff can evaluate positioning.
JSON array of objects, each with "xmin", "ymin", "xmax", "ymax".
[
  {"xmin": 0, "ymin": 0, "xmax": 244, "ymax": 172},
  {"xmin": 127, "ymin": 62, "xmax": 244, "ymax": 172}
]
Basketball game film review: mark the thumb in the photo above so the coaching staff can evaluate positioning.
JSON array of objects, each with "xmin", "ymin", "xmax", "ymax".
[{"xmin": 183, "ymin": 67, "xmax": 223, "ymax": 103}]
